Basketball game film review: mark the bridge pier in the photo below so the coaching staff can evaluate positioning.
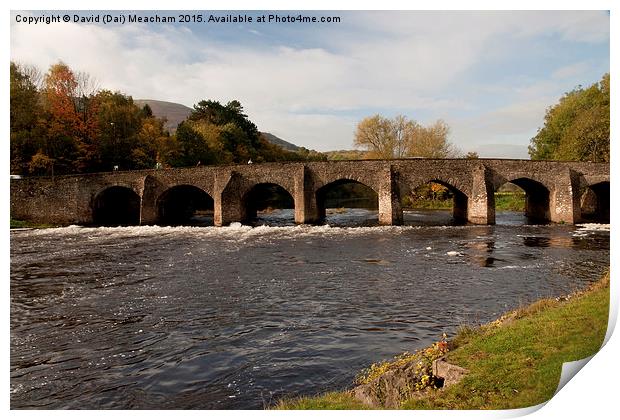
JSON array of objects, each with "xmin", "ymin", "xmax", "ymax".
[
  {"xmin": 214, "ymin": 171, "xmax": 245, "ymax": 226},
  {"xmin": 378, "ymin": 165, "xmax": 403, "ymax": 225},
  {"xmin": 140, "ymin": 175, "xmax": 161, "ymax": 225},
  {"xmin": 294, "ymin": 166, "xmax": 320, "ymax": 224},
  {"xmin": 549, "ymin": 170, "xmax": 580, "ymax": 224},
  {"xmin": 468, "ymin": 165, "xmax": 495, "ymax": 224},
  {"xmin": 140, "ymin": 199, "xmax": 157, "ymax": 225}
]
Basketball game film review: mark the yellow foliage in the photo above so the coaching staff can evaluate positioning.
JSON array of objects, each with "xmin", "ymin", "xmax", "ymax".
[{"xmin": 356, "ymin": 334, "xmax": 449, "ymax": 390}]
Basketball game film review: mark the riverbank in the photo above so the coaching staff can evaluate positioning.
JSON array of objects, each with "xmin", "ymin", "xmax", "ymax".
[{"xmin": 276, "ymin": 271, "xmax": 609, "ymax": 410}]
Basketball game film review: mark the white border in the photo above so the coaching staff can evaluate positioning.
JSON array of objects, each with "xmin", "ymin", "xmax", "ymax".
[{"xmin": 4, "ymin": 1, "xmax": 616, "ymax": 419}]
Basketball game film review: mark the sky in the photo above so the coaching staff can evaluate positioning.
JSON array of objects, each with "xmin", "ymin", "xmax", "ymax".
[{"xmin": 10, "ymin": 10, "xmax": 610, "ymax": 158}]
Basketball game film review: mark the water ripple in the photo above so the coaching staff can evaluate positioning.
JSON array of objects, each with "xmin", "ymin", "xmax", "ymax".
[{"xmin": 10, "ymin": 211, "xmax": 609, "ymax": 409}]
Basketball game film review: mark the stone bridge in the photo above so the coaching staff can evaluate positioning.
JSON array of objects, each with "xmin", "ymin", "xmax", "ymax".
[{"xmin": 10, "ymin": 159, "xmax": 610, "ymax": 226}]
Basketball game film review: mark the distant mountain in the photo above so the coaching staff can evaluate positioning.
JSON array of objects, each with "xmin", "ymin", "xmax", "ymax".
[
  {"xmin": 134, "ymin": 99, "xmax": 193, "ymax": 133},
  {"xmin": 324, "ymin": 150, "xmax": 369, "ymax": 160},
  {"xmin": 260, "ymin": 132, "xmax": 301, "ymax": 152}
]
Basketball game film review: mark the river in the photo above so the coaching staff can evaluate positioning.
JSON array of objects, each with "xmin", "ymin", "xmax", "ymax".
[{"xmin": 10, "ymin": 210, "xmax": 610, "ymax": 409}]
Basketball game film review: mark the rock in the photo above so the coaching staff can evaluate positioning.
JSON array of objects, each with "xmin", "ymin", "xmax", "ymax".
[
  {"xmin": 351, "ymin": 351, "xmax": 468, "ymax": 408},
  {"xmin": 352, "ymin": 356, "xmax": 430, "ymax": 408},
  {"xmin": 432, "ymin": 358, "xmax": 468, "ymax": 386}
]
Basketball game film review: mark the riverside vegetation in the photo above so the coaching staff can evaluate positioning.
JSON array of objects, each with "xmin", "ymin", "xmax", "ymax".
[
  {"xmin": 276, "ymin": 271, "xmax": 609, "ymax": 410},
  {"xmin": 404, "ymin": 191, "xmax": 525, "ymax": 212}
]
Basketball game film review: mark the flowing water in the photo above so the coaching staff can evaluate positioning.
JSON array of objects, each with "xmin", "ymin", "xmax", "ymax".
[{"xmin": 10, "ymin": 210, "xmax": 609, "ymax": 409}]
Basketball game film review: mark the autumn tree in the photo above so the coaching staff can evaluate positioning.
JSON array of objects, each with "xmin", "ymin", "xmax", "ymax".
[
  {"xmin": 10, "ymin": 62, "xmax": 176, "ymax": 174},
  {"xmin": 28, "ymin": 150, "xmax": 54, "ymax": 176},
  {"xmin": 354, "ymin": 115, "xmax": 400, "ymax": 159},
  {"xmin": 408, "ymin": 120, "xmax": 457, "ymax": 158},
  {"xmin": 529, "ymin": 73, "xmax": 609, "ymax": 163},
  {"xmin": 11, "ymin": 62, "xmax": 323, "ymax": 174},
  {"xmin": 354, "ymin": 115, "xmax": 457, "ymax": 159},
  {"xmin": 41, "ymin": 62, "xmax": 80, "ymax": 173},
  {"xmin": 40, "ymin": 61, "xmax": 100, "ymax": 173},
  {"xmin": 392, "ymin": 115, "xmax": 418, "ymax": 158},
  {"xmin": 11, "ymin": 61, "xmax": 98, "ymax": 174}
]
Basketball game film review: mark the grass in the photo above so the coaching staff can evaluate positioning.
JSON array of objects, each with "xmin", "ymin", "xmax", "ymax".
[
  {"xmin": 274, "ymin": 392, "xmax": 373, "ymax": 410},
  {"xmin": 494, "ymin": 192, "xmax": 526, "ymax": 212},
  {"xmin": 276, "ymin": 272, "xmax": 609, "ymax": 410},
  {"xmin": 10, "ymin": 219, "xmax": 58, "ymax": 229},
  {"xmin": 406, "ymin": 199, "xmax": 453, "ymax": 210},
  {"xmin": 405, "ymin": 272, "xmax": 609, "ymax": 410},
  {"xmin": 406, "ymin": 192, "xmax": 525, "ymax": 212}
]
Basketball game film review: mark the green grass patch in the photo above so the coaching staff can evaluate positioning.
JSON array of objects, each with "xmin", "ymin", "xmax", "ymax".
[
  {"xmin": 274, "ymin": 391, "xmax": 373, "ymax": 410},
  {"xmin": 405, "ymin": 199, "xmax": 453, "ymax": 210},
  {"xmin": 10, "ymin": 219, "xmax": 58, "ymax": 229},
  {"xmin": 405, "ymin": 192, "xmax": 525, "ymax": 212},
  {"xmin": 401, "ymin": 272, "xmax": 609, "ymax": 410},
  {"xmin": 494, "ymin": 192, "xmax": 525, "ymax": 212},
  {"xmin": 276, "ymin": 272, "xmax": 609, "ymax": 410}
]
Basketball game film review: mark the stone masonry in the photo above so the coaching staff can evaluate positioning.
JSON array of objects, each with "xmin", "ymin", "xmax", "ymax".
[{"xmin": 10, "ymin": 159, "xmax": 610, "ymax": 226}]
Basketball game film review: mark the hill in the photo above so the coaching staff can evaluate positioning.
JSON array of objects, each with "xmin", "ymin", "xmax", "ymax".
[
  {"xmin": 134, "ymin": 99, "xmax": 192, "ymax": 133},
  {"xmin": 324, "ymin": 150, "xmax": 369, "ymax": 160},
  {"xmin": 260, "ymin": 132, "xmax": 301, "ymax": 152}
]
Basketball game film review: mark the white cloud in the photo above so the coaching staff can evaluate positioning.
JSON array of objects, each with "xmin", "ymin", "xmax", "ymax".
[
  {"xmin": 447, "ymin": 94, "xmax": 557, "ymax": 156},
  {"xmin": 254, "ymin": 112, "xmax": 358, "ymax": 151},
  {"xmin": 349, "ymin": 11, "xmax": 609, "ymax": 44},
  {"xmin": 552, "ymin": 61, "xmax": 591, "ymax": 80},
  {"xmin": 474, "ymin": 144, "xmax": 530, "ymax": 159}
]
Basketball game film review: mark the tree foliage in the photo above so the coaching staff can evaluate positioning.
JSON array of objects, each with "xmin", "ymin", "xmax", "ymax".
[
  {"xmin": 28, "ymin": 150, "xmax": 54, "ymax": 176},
  {"xmin": 10, "ymin": 63, "xmax": 44, "ymax": 174},
  {"xmin": 529, "ymin": 73, "xmax": 609, "ymax": 162},
  {"xmin": 354, "ymin": 115, "xmax": 406, "ymax": 159},
  {"xmin": 182, "ymin": 99, "xmax": 325, "ymax": 165},
  {"xmin": 408, "ymin": 120, "xmax": 456, "ymax": 158},
  {"xmin": 10, "ymin": 61, "xmax": 324, "ymax": 176},
  {"xmin": 354, "ymin": 114, "xmax": 458, "ymax": 159},
  {"xmin": 93, "ymin": 90, "xmax": 151, "ymax": 171},
  {"xmin": 172, "ymin": 122, "xmax": 215, "ymax": 167}
]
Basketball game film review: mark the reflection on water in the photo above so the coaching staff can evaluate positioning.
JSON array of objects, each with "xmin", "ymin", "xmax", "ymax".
[
  {"xmin": 251, "ymin": 208, "xmax": 545, "ymax": 228},
  {"xmin": 10, "ymin": 210, "xmax": 609, "ymax": 409}
]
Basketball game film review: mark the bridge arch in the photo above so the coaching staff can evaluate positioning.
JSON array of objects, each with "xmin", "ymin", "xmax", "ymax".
[
  {"xmin": 315, "ymin": 179, "xmax": 379, "ymax": 223},
  {"xmin": 580, "ymin": 181, "xmax": 609, "ymax": 223},
  {"xmin": 240, "ymin": 182, "xmax": 295, "ymax": 223},
  {"xmin": 494, "ymin": 177, "xmax": 550, "ymax": 223},
  {"xmin": 157, "ymin": 185, "xmax": 214, "ymax": 225},
  {"xmin": 92, "ymin": 185, "xmax": 141, "ymax": 226},
  {"xmin": 401, "ymin": 178, "xmax": 468, "ymax": 223}
]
